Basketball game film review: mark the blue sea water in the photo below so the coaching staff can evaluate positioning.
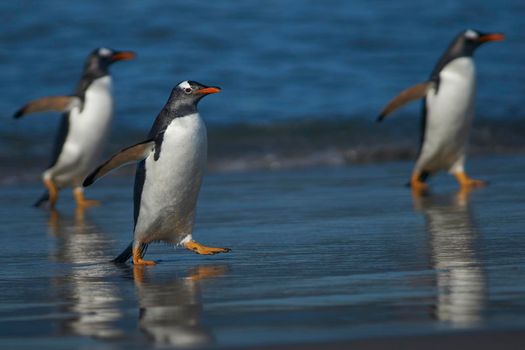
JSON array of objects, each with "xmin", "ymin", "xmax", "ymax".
[{"xmin": 1, "ymin": 1, "xmax": 524, "ymax": 172}]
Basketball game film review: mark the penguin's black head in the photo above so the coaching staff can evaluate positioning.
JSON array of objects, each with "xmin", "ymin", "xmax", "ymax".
[
  {"xmin": 84, "ymin": 47, "xmax": 135, "ymax": 75},
  {"xmin": 452, "ymin": 29, "xmax": 505, "ymax": 56},
  {"xmin": 170, "ymin": 80, "xmax": 221, "ymax": 105}
]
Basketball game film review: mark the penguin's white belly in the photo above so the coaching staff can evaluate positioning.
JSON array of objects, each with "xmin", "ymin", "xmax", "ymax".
[
  {"xmin": 417, "ymin": 58, "xmax": 476, "ymax": 173},
  {"xmin": 51, "ymin": 76, "xmax": 113, "ymax": 187},
  {"xmin": 135, "ymin": 113, "xmax": 207, "ymax": 244}
]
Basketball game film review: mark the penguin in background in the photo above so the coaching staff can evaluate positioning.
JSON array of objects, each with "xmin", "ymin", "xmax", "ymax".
[
  {"xmin": 83, "ymin": 80, "xmax": 231, "ymax": 265},
  {"xmin": 377, "ymin": 30, "xmax": 504, "ymax": 193},
  {"xmin": 13, "ymin": 48, "xmax": 135, "ymax": 209}
]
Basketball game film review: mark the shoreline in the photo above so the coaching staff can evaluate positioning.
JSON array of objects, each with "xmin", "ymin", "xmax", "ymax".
[{"xmin": 1, "ymin": 153, "xmax": 524, "ymax": 187}]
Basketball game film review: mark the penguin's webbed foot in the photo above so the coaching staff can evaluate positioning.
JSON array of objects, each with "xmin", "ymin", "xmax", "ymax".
[
  {"xmin": 133, "ymin": 258, "xmax": 157, "ymax": 266},
  {"xmin": 454, "ymin": 172, "xmax": 488, "ymax": 189},
  {"xmin": 132, "ymin": 244, "xmax": 156, "ymax": 265},
  {"xmin": 464, "ymin": 179, "xmax": 487, "ymax": 188},
  {"xmin": 410, "ymin": 173, "xmax": 429, "ymax": 196},
  {"xmin": 43, "ymin": 178, "xmax": 59, "ymax": 209},
  {"xmin": 185, "ymin": 241, "xmax": 231, "ymax": 255},
  {"xmin": 73, "ymin": 187, "xmax": 100, "ymax": 209}
]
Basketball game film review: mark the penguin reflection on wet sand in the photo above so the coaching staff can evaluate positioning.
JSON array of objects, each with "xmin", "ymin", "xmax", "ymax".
[
  {"xmin": 377, "ymin": 30, "xmax": 504, "ymax": 193},
  {"xmin": 134, "ymin": 265, "xmax": 227, "ymax": 347},
  {"xmin": 83, "ymin": 81, "xmax": 231, "ymax": 265},
  {"xmin": 48, "ymin": 210, "xmax": 125, "ymax": 339},
  {"xmin": 413, "ymin": 191, "xmax": 486, "ymax": 326},
  {"xmin": 13, "ymin": 48, "xmax": 135, "ymax": 209}
]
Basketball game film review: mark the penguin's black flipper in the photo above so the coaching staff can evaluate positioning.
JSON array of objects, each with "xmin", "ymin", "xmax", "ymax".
[
  {"xmin": 33, "ymin": 191, "xmax": 50, "ymax": 207},
  {"xmin": 13, "ymin": 96, "xmax": 82, "ymax": 119},
  {"xmin": 83, "ymin": 139, "xmax": 155, "ymax": 187},
  {"xmin": 377, "ymin": 81, "xmax": 435, "ymax": 122},
  {"xmin": 112, "ymin": 242, "xmax": 148, "ymax": 264}
]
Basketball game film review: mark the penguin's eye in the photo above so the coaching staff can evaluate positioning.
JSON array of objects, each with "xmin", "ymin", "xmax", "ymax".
[{"xmin": 184, "ymin": 87, "xmax": 193, "ymax": 94}]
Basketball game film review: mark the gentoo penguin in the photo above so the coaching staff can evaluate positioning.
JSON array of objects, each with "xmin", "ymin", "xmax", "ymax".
[
  {"xmin": 83, "ymin": 80, "xmax": 230, "ymax": 265},
  {"xmin": 13, "ymin": 48, "xmax": 135, "ymax": 208},
  {"xmin": 377, "ymin": 30, "xmax": 504, "ymax": 192}
]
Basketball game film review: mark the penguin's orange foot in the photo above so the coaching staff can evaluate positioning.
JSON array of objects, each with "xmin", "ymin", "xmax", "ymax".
[
  {"xmin": 43, "ymin": 178, "xmax": 59, "ymax": 209},
  {"xmin": 133, "ymin": 258, "xmax": 157, "ymax": 266},
  {"xmin": 464, "ymin": 179, "xmax": 487, "ymax": 188},
  {"xmin": 454, "ymin": 172, "xmax": 487, "ymax": 189},
  {"xmin": 73, "ymin": 188, "xmax": 100, "ymax": 209},
  {"xmin": 410, "ymin": 175, "xmax": 429, "ymax": 196},
  {"xmin": 185, "ymin": 241, "xmax": 231, "ymax": 255},
  {"xmin": 132, "ymin": 245, "xmax": 156, "ymax": 265}
]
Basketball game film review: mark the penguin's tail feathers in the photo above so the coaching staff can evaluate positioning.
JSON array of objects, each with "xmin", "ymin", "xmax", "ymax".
[
  {"xmin": 112, "ymin": 241, "xmax": 148, "ymax": 264},
  {"xmin": 33, "ymin": 191, "xmax": 50, "ymax": 207},
  {"xmin": 112, "ymin": 243, "xmax": 133, "ymax": 264}
]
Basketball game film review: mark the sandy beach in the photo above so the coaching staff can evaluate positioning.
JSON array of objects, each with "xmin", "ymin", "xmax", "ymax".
[{"xmin": 1, "ymin": 155, "xmax": 524, "ymax": 349}]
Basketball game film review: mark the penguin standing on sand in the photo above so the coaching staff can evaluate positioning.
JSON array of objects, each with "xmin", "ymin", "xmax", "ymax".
[
  {"xmin": 377, "ymin": 30, "xmax": 504, "ymax": 192},
  {"xmin": 13, "ymin": 48, "xmax": 135, "ymax": 208},
  {"xmin": 83, "ymin": 81, "xmax": 230, "ymax": 265}
]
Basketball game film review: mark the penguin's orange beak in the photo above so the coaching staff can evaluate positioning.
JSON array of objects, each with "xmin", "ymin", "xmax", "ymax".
[
  {"xmin": 111, "ymin": 51, "xmax": 136, "ymax": 61},
  {"xmin": 195, "ymin": 87, "xmax": 221, "ymax": 95},
  {"xmin": 478, "ymin": 33, "xmax": 505, "ymax": 43}
]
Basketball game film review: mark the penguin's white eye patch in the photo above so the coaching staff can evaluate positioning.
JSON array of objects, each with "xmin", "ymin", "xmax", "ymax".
[
  {"xmin": 464, "ymin": 30, "xmax": 478, "ymax": 40},
  {"xmin": 184, "ymin": 87, "xmax": 192, "ymax": 94},
  {"xmin": 178, "ymin": 81, "xmax": 192, "ymax": 91},
  {"xmin": 98, "ymin": 48, "xmax": 112, "ymax": 56}
]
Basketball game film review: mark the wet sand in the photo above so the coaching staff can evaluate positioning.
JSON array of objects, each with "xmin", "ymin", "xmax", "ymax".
[
  {"xmin": 243, "ymin": 330, "xmax": 525, "ymax": 350},
  {"xmin": 1, "ymin": 155, "xmax": 525, "ymax": 349}
]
